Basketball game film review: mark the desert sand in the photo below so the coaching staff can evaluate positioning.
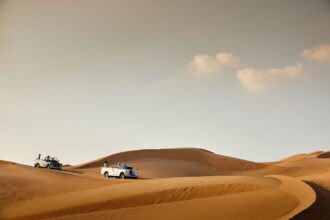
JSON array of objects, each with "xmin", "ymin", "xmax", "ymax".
[{"xmin": 0, "ymin": 148, "xmax": 329, "ymax": 220}]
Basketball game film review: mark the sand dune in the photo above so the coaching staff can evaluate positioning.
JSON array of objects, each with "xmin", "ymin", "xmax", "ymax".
[
  {"xmin": 0, "ymin": 161, "xmax": 121, "ymax": 207},
  {"xmin": 292, "ymin": 180, "xmax": 330, "ymax": 220},
  {"xmin": 72, "ymin": 148, "xmax": 266, "ymax": 179},
  {"xmin": 0, "ymin": 174, "xmax": 315, "ymax": 220},
  {"xmin": 318, "ymin": 151, "xmax": 330, "ymax": 158},
  {"xmin": 271, "ymin": 151, "xmax": 330, "ymax": 177},
  {"xmin": 74, "ymin": 148, "xmax": 266, "ymax": 171},
  {"xmin": 1, "ymin": 148, "xmax": 329, "ymax": 220}
]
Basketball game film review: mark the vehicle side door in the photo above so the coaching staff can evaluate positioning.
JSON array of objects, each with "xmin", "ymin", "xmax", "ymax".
[{"xmin": 114, "ymin": 168, "xmax": 121, "ymax": 177}]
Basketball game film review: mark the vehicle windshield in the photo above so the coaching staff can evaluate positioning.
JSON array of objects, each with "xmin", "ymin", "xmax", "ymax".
[
  {"xmin": 117, "ymin": 162, "xmax": 129, "ymax": 169},
  {"xmin": 117, "ymin": 162, "xmax": 132, "ymax": 169},
  {"xmin": 44, "ymin": 157, "xmax": 59, "ymax": 162}
]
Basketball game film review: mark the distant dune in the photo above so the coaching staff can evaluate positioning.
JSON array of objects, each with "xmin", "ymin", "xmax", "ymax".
[
  {"xmin": 73, "ymin": 148, "xmax": 266, "ymax": 178},
  {"xmin": 1, "ymin": 148, "xmax": 329, "ymax": 220}
]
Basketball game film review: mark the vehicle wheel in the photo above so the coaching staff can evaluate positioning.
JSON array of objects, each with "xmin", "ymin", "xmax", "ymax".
[
  {"xmin": 119, "ymin": 172, "xmax": 125, "ymax": 179},
  {"xmin": 35, "ymin": 163, "xmax": 40, "ymax": 168},
  {"xmin": 104, "ymin": 172, "xmax": 109, "ymax": 178}
]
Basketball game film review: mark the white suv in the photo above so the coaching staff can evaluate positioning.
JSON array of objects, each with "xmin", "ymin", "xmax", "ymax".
[{"xmin": 101, "ymin": 162, "xmax": 138, "ymax": 179}]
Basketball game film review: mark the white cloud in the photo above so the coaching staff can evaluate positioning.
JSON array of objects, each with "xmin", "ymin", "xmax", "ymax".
[
  {"xmin": 189, "ymin": 52, "xmax": 240, "ymax": 75},
  {"xmin": 302, "ymin": 44, "xmax": 330, "ymax": 63},
  {"xmin": 236, "ymin": 63, "xmax": 303, "ymax": 93}
]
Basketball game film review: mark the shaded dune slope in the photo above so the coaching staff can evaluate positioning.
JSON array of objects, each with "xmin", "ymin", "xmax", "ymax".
[
  {"xmin": 317, "ymin": 151, "xmax": 330, "ymax": 158},
  {"xmin": 292, "ymin": 181, "xmax": 330, "ymax": 220}
]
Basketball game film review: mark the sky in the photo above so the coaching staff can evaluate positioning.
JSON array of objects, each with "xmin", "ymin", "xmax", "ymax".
[{"xmin": 0, "ymin": 0, "xmax": 330, "ymax": 165}]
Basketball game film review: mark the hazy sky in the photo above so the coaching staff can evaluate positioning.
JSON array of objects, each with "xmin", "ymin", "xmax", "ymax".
[{"xmin": 1, "ymin": 0, "xmax": 330, "ymax": 165}]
